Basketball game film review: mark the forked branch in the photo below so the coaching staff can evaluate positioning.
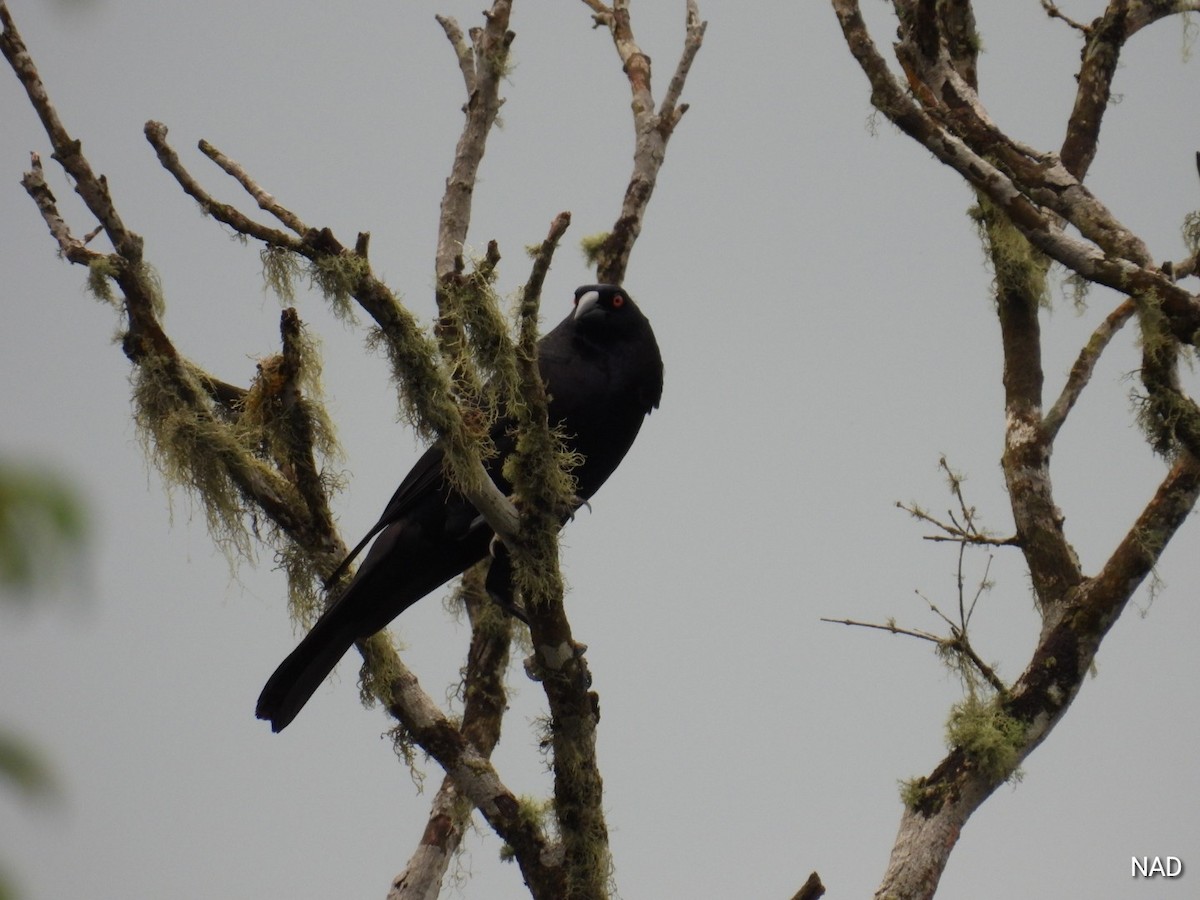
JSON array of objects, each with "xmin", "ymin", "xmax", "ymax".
[{"xmin": 581, "ymin": 0, "xmax": 707, "ymax": 283}]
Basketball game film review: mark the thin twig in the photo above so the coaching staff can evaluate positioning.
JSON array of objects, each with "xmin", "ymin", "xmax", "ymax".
[
  {"xmin": 1042, "ymin": 298, "xmax": 1135, "ymax": 441},
  {"xmin": 947, "ymin": 631, "xmax": 1007, "ymax": 696},
  {"xmin": 1039, "ymin": 1, "xmax": 1090, "ymax": 34},
  {"xmin": 198, "ymin": 139, "xmax": 308, "ymax": 236},
  {"xmin": 964, "ymin": 554, "xmax": 993, "ymax": 630},
  {"xmin": 896, "ymin": 501, "xmax": 1019, "ymax": 547},
  {"xmin": 435, "ymin": 14, "xmax": 475, "ymax": 94},
  {"xmin": 145, "ymin": 122, "xmax": 304, "ymax": 250},
  {"xmin": 820, "ymin": 616, "xmax": 943, "ymax": 644},
  {"xmin": 658, "ymin": 0, "xmax": 706, "ymax": 131},
  {"xmin": 19, "ymin": 153, "xmax": 104, "ymax": 266},
  {"xmin": 939, "ymin": 457, "xmax": 977, "ymax": 534},
  {"xmin": 523, "ymin": 212, "xmax": 572, "ymax": 310},
  {"xmin": 915, "ymin": 590, "xmax": 958, "ymax": 633}
]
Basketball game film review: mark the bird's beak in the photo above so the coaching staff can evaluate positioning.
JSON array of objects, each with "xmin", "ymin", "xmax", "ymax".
[{"xmin": 574, "ymin": 289, "xmax": 601, "ymax": 320}]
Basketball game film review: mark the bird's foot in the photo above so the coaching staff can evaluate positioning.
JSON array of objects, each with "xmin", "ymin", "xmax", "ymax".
[
  {"xmin": 567, "ymin": 496, "xmax": 592, "ymax": 522},
  {"xmin": 495, "ymin": 595, "xmax": 530, "ymax": 625}
]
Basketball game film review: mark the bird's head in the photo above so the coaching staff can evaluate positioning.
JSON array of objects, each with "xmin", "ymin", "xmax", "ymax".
[
  {"xmin": 566, "ymin": 283, "xmax": 662, "ymax": 411},
  {"xmin": 572, "ymin": 284, "xmax": 646, "ymax": 335}
]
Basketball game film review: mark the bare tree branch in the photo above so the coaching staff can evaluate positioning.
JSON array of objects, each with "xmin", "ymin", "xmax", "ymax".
[
  {"xmin": 582, "ymin": 0, "xmax": 707, "ymax": 284},
  {"xmin": 821, "ymin": 616, "xmax": 944, "ymax": 644},
  {"xmin": 272, "ymin": 307, "xmax": 338, "ymax": 531},
  {"xmin": 524, "ymin": 212, "xmax": 573, "ymax": 306},
  {"xmin": 435, "ymin": 14, "xmax": 476, "ymax": 95},
  {"xmin": 145, "ymin": 121, "xmax": 304, "ymax": 250},
  {"xmin": 831, "ymin": 0, "xmax": 1200, "ymax": 345},
  {"xmin": 835, "ymin": 467, "xmax": 1011, "ymax": 699},
  {"xmin": 1039, "ymin": 1, "xmax": 1090, "ymax": 35},
  {"xmin": 0, "ymin": 3, "xmax": 142, "ymax": 261},
  {"xmin": 144, "ymin": 10, "xmax": 612, "ymax": 892},
  {"xmin": 434, "ymin": 0, "xmax": 513, "ymax": 284},
  {"xmin": 419, "ymin": 16, "xmax": 616, "ymax": 884},
  {"xmin": 895, "ymin": 501, "xmax": 1018, "ymax": 547},
  {"xmin": 1043, "ymin": 298, "xmax": 1134, "ymax": 441},
  {"xmin": 198, "ymin": 138, "xmax": 309, "ymax": 236},
  {"xmin": 18, "ymin": 152, "xmax": 105, "ymax": 266},
  {"xmin": 1061, "ymin": 0, "xmax": 1200, "ymax": 180}
]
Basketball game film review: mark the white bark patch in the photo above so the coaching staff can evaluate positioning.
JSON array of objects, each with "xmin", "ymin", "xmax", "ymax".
[
  {"xmin": 1005, "ymin": 410, "xmax": 1041, "ymax": 449},
  {"xmin": 538, "ymin": 641, "xmax": 576, "ymax": 670}
]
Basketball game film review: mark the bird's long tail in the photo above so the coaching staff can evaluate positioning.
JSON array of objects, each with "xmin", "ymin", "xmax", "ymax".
[{"xmin": 255, "ymin": 614, "xmax": 360, "ymax": 732}]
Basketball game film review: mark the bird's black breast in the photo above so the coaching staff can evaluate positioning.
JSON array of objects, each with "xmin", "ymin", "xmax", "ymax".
[{"xmin": 538, "ymin": 329, "xmax": 661, "ymax": 501}]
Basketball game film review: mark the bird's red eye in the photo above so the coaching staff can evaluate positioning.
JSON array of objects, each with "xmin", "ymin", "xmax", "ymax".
[{"xmin": 612, "ymin": 294, "xmax": 625, "ymax": 308}]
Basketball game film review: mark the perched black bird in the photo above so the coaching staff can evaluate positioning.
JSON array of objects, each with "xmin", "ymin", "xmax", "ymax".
[{"xmin": 256, "ymin": 285, "xmax": 663, "ymax": 731}]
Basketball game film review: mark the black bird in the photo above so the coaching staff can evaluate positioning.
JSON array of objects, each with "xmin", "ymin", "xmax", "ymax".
[{"xmin": 256, "ymin": 285, "xmax": 663, "ymax": 731}]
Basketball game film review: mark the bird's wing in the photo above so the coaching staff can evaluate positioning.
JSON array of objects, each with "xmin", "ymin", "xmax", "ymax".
[{"xmin": 323, "ymin": 442, "xmax": 449, "ymax": 587}]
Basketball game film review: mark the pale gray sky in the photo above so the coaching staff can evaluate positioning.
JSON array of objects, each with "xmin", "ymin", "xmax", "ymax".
[{"xmin": 1, "ymin": 2, "xmax": 1197, "ymax": 898}]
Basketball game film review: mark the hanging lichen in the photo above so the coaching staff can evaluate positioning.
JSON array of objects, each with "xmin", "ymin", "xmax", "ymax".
[
  {"xmin": 969, "ymin": 194, "xmax": 1051, "ymax": 311},
  {"xmin": 260, "ymin": 245, "xmax": 302, "ymax": 304},
  {"xmin": 131, "ymin": 353, "xmax": 272, "ymax": 562},
  {"xmin": 308, "ymin": 253, "xmax": 368, "ymax": 321}
]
